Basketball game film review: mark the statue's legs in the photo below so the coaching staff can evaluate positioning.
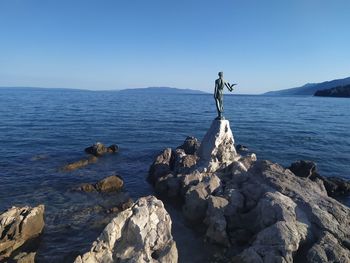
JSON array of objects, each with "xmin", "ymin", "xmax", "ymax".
[{"xmin": 215, "ymin": 98, "xmax": 223, "ymax": 119}]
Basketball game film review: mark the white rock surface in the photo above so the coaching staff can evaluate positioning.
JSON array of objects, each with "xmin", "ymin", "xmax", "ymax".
[
  {"xmin": 75, "ymin": 196, "xmax": 178, "ymax": 263},
  {"xmin": 0, "ymin": 205, "xmax": 45, "ymax": 260},
  {"xmin": 198, "ymin": 120, "xmax": 237, "ymax": 172}
]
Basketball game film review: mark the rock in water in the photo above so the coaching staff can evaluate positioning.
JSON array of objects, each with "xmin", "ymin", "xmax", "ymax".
[
  {"xmin": 77, "ymin": 175, "xmax": 124, "ymax": 193},
  {"xmin": 198, "ymin": 119, "xmax": 237, "ymax": 172},
  {"xmin": 74, "ymin": 196, "xmax": 178, "ymax": 263},
  {"xmin": 0, "ymin": 205, "xmax": 45, "ymax": 260}
]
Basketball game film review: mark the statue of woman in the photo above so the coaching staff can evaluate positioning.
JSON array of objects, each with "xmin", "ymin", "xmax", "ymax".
[{"xmin": 214, "ymin": 72, "xmax": 236, "ymax": 119}]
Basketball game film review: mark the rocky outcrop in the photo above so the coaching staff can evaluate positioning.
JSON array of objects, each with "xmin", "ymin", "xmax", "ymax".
[
  {"xmin": 85, "ymin": 142, "xmax": 119, "ymax": 157},
  {"xmin": 177, "ymin": 136, "xmax": 200, "ymax": 155},
  {"xmin": 149, "ymin": 119, "xmax": 350, "ymax": 262},
  {"xmin": 0, "ymin": 205, "xmax": 45, "ymax": 260},
  {"xmin": 77, "ymin": 175, "xmax": 124, "ymax": 193},
  {"xmin": 289, "ymin": 160, "xmax": 350, "ymax": 197},
  {"xmin": 197, "ymin": 119, "xmax": 238, "ymax": 172},
  {"xmin": 74, "ymin": 196, "xmax": 178, "ymax": 263}
]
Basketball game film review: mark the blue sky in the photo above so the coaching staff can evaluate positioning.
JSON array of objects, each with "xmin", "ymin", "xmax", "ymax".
[{"xmin": 0, "ymin": 0, "xmax": 349, "ymax": 94}]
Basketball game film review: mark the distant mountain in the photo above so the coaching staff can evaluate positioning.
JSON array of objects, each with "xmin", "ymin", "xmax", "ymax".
[
  {"xmin": 264, "ymin": 76, "xmax": 350, "ymax": 95},
  {"xmin": 118, "ymin": 87, "xmax": 206, "ymax": 94},
  {"xmin": 314, "ymin": 84, "xmax": 350, "ymax": 97}
]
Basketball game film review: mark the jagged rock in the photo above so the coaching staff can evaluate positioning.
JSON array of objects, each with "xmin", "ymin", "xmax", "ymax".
[
  {"xmin": 12, "ymin": 252, "xmax": 36, "ymax": 263},
  {"xmin": 307, "ymin": 231, "xmax": 350, "ymax": 262},
  {"xmin": 289, "ymin": 160, "xmax": 317, "ymax": 178},
  {"xmin": 173, "ymin": 149, "xmax": 197, "ymax": 174},
  {"xmin": 204, "ymin": 196, "xmax": 229, "ymax": 245},
  {"xmin": 182, "ymin": 174, "xmax": 221, "ymax": 222},
  {"xmin": 235, "ymin": 144, "xmax": 248, "ymax": 152},
  {"xmin": 106, "ymin": 144, "xmax": 119, "ymax": 153},
  {"xmin": 77, "ymin": 175, "xmax": 124, "ymax": 193},
  {"xmin": 155, "ymin": 173, "xmax": 181, "ymax": 198},
  {"xmin": 197, "ymin": 120, "xmax": 238, "ymax": 172},
  {"xmin": 149, "ymin": 148, "xmax": 174, "ymax": 184},
  {"xmin": 177, "ymin": 136, "xmax": 200, "ymax": 155},
  {"xmin": 74, "ymin": 196, "xmax": 178, "ymax": 263},
  {"xmin": 289, "ymin": 160, "xmax": 350, "ymax": 197},
  {"xmin": 0, "ymin": 205, "xmax": 45, "ymax": 260},
  {"xmin": 85, "ymin": 142, "xmax": 119, "ymax": 157},
  {"xmin": 230, "ymin": 160, "xmax": 350, "ymax": 262}
]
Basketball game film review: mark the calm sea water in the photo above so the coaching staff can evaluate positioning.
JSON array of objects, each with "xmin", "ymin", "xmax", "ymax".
[{"xmin": 0, "ymin": 89, "xmax": 349, "ymax": 261}]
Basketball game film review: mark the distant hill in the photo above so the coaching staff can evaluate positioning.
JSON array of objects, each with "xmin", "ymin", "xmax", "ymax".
[
  {"xmin": 314, "ymin": 84, "xmax": 350, "ymax": 97},
  {"xmin": 264, "ymin": 76, "xmax": 350, "ymax": 95},
  {"xmin": 118, "ymin": 87, "xmax": 207, "ymax": 94}
]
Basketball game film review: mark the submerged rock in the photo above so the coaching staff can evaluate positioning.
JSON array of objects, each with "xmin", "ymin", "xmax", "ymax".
[
  {"xmin": 0, "ymin": 205, "xmax": 45, "ymax": 260},
  {"xmin": 77, "ymin": 175, "xmax": 124, "ymax": 193},
  {"xmin": 74, "ymin": 196, "xmax": 178, "ymax": 263},
  {"xmin": 85, "ymin": 142, "xmax": 119, "ymax": 157},
  {"xmin": 62, "ymin": 156, "xmax": 97, "ymax": 171}
]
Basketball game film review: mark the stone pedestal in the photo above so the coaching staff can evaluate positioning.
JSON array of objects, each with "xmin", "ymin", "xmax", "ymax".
[{"xmin": 198, "ymin": 119, "xmax": 237, "ymax": 172}]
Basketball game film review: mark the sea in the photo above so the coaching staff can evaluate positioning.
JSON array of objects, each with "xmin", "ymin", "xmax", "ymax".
[{"xmin": 0, "ymin": 88, "xmax": 349, "ymax": 262}]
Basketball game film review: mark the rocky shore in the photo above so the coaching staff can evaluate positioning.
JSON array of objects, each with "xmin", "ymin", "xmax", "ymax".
[
  {"xmin": 149, "ymin": 119, "xmax": 350, "ymax": 262},
  {"xmin": 1, "ymin": 125, "xmax": 350, "ymax": 262}
]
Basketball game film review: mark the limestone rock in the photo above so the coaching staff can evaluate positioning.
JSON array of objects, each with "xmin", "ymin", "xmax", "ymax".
[
  {"xmin": 0, "ymin": 205, "xmax": 45, "ymax": 260},
  {"xmin": 155, "ymin": 173, "xmax": 180, "ymax": 198},
  {"xmin": 85, "ymin": 142, "xmax": 119, "ymax": 157},
  {"xmin": 204, "ymin": 196, "xmax": 229, "ymax": 245},
  {"xmin": 320, "ymin": 176, "xmax": 350, "ymax": 197},
  {"xmin": 182, "ymin": 174, "xmax": 221, "ymax": 222},
  {"xmin": 62, "ymin": 155, "xmax": 97, "ymax": 171},
  {"xmin": 74, "ymin": 196, "xmax": 178, "ymax": 263},
  {"xmin": 149, "ymin": 148, "xmax": 174, "ymax": 184},
  {"xmin": 231, "ymin": 161, "xmax": 350, "ymax": 262},
  {"xmin": 289, "ymin": 160, "xmax": 350, "ymax": 197},
  {"xmin": 77, "ymin": 175, "xmax": 124, "ymax": 193},
  {"xmin": 12, "ymin": 252, "xmax": 36, "ymax": 263},
  {"xmin": 95, "ymin": 175, "xmax": 124, "ymax": 193},
  {"xmin": 289, "ymin": 160, "xmax": 317, "ymax": 178},
  {"xmin": 197, "ymin": 120, "xmax": 237, "ymax": 172},
  {"xmin": 177, "ymin": 136, "xmax": 200, "ymax": 155},
  {"xmin": 173, "ymin": 149, "xmax": 197, "ymax": 174}
]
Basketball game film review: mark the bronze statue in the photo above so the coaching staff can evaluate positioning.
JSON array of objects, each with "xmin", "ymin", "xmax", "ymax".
[{"xmin": 214, "ymin": 72, "xmax": 236, "ymax": 119}]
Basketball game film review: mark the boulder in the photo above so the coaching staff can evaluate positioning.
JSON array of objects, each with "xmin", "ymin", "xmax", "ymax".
[
  {"xmin": 289, "ymin": 160, "xmax": 317, "ymax": 178},
  {"xmin": 197, "ymin": 120, "xmax": 238, "ymax": 172},
  {"xmin": 155, "ymin": 173, "xmax": 181, "ymax": 199},
  {"xmin": 182, "ymin": 174, "xmax": 221, "ymax": 222},
  {"xmin": 148, "ymin": 148, "xmax": 174, "ymax": 184},
  {"xmin": 204, "ymin": 196, "xmax": 229, "ymax": 245},
  {"xmin": 77, "ymin": 175, "xmax": 124, "ymax": 193},
  {"xmin": 318, "ymin": 176, "xmax": 350, "ymax": 197},
  {"xmin": 85, "ymin": 142, "xmax": 119, "ymax": 157},
  {"xmin": 74, "ymin": 196, "xmax": 178, "ymax": 263},
  {"xmin": 173, "ymin": 149, "xmax": 197, "ymax": 174},
  {"xmin": 289, "ymin": 160, "xmax": 350, "ymax": 197},
  {"xmin": 229, "ymin": 161, "xmax": 350, "ymax": 262},
  {"xmin": 0, "ymin": 205, "xmax": 45, "ymax": 260},
  {"xmin": 177, "ymin": 136, "xmax": 200, "ymax": 155}
]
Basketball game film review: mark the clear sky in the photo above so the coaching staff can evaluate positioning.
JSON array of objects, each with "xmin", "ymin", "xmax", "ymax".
[{"xmin": 1, "ymin": 0, "xmax": 350, "ymax": 94}]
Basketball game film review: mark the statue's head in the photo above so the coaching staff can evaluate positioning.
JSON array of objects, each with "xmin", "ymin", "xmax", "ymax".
[{"xmin": 218, "ymin": 72, "xmax": 223, "ymax": 77}]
